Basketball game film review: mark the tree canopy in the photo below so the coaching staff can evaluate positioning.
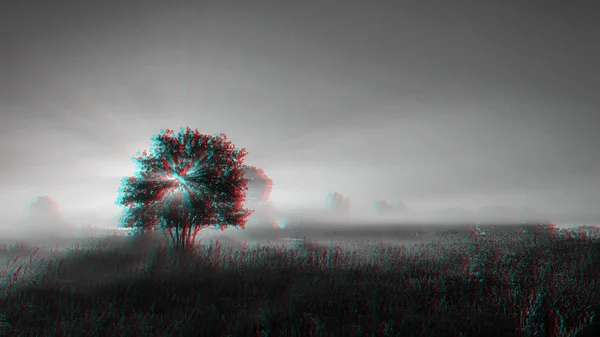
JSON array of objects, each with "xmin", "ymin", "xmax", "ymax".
[{"xmin": 115, "ymin": 127, "xmax": 254, "ymax": 250}]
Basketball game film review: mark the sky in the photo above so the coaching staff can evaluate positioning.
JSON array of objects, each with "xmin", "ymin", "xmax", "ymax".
[{"xmin": 1, "ymin": 1, "xmax": 599, "ymax": 231}]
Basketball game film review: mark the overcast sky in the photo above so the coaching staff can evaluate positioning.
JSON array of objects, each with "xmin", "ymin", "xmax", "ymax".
[{"xmin": 1, "ymin": 1, "xmax": 599, "ymax": 230}]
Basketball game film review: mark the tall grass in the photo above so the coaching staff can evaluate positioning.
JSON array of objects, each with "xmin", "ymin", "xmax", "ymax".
[{"xmin": 0, "ymin": 226, "xmax": 599, "ymax": 336}]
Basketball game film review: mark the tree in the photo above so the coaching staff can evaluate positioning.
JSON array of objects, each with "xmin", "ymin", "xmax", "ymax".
[
  {"xmin": 18, "ymin": 196, "xmax": 75, "ymax": 238},
  {"xmin": 328, "ymin": 192, "xmax": 350, "ymax": 215},
  {"xmin": 239, "ymin": 165, "xmax": 279, "ymax": 229},
  {"xmin": 373, "ymin": 200, "xmax": 406, "ymax": 213},
  {"xmin": 115, "ymin": 127, "xmax": 254, "ymax": 251},
  {"xmin": 242, "ymin": 165, "xmax": 273, "ymax": 205}
]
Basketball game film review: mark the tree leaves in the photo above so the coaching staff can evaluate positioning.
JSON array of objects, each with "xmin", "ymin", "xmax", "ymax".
[{"xmin": 115, "ymin": 127, "xmax": 255, "ymax": 250}]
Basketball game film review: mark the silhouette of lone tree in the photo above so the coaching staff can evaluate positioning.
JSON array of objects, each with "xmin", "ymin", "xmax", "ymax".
[{"xmin": 115, "ymin": 127, "xmax": 254, "ymax": 251}]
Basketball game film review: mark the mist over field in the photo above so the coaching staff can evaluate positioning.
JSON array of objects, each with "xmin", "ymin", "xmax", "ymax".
[
  {"xmin": 1, "ymin": 1, "xmax": 599, "ymax": 249},
  {"xmin": 0, "ymin": 192, "xmax": 570, "ymax": 252}
]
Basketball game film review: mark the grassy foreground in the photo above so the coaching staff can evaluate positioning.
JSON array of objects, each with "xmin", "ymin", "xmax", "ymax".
[{"xmin": 0, "ymin": 226, "xmax": 599, "ymax": 336}]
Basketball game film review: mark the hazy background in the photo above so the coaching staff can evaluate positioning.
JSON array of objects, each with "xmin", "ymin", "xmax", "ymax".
[{"xmin": 1, "ymin": 1, "xmax": 599, "ymax": 240}]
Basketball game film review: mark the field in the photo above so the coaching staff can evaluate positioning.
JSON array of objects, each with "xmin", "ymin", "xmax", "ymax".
[{"xmin": 0, "ymin": 224, "xmax": 599, "ymax": 336}]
